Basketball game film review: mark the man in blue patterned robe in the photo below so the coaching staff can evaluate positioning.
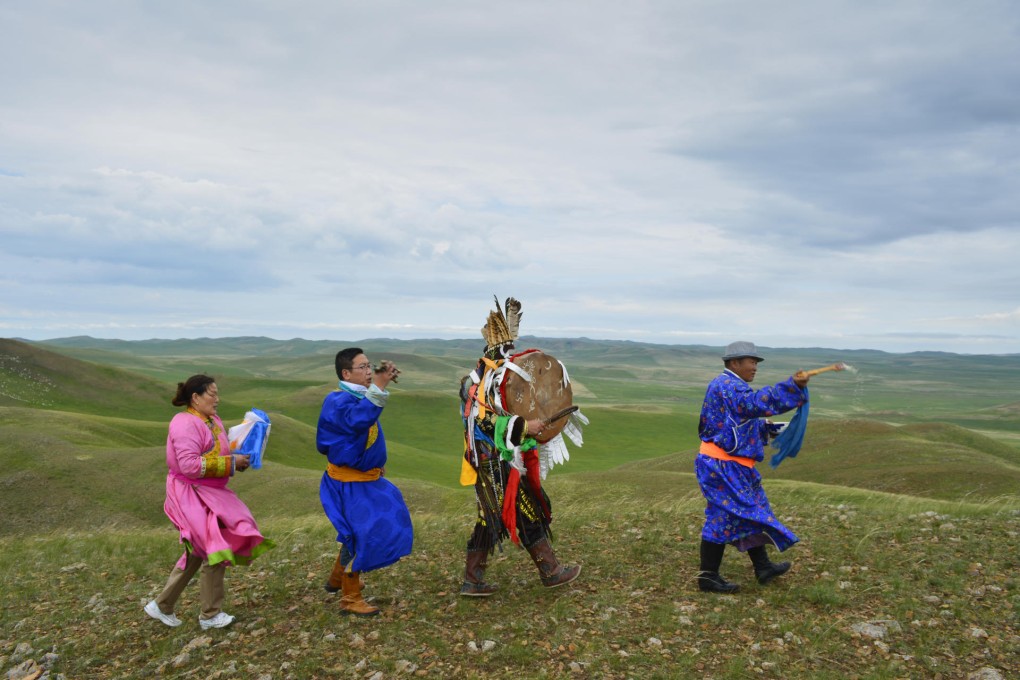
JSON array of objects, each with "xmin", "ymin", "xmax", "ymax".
[{"xmin": 695, "ymin": 341, "xmax": 809, "ymax": 593}]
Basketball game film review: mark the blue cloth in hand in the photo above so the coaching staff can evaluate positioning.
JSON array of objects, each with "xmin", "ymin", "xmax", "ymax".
[
  {"xmin": 235, "ymin": 408, "xmax": 271, "ymax": 469},
  {"xmin": 769, "ymin": 388, "xmax": 808, "ymax": 469}
]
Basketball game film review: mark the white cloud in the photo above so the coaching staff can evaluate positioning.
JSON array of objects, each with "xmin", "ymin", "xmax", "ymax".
[{"xmin": 0, "ymin": 1, "xmax": 1018, "ymax": 353}]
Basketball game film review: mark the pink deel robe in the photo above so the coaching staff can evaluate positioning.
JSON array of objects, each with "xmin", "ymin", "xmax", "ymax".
[{"xmin": 164, "ymin": 411, "xmax": 270, "ymax": 569}]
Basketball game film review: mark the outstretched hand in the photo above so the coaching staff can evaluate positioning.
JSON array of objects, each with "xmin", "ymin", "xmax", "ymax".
[{"xmin": 373, "ymin": 360, "xmax": 401, "ymax": 389}]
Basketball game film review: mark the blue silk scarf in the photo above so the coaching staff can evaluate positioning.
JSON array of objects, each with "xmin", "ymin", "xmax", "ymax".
[{"xmin": 769, "ymin": 387, "xmax": 809, "ymax": 468}]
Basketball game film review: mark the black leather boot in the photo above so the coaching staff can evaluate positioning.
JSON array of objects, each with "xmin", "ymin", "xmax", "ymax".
[
  {"xmin": 698, "ymin": 539, "xmax": 739, "ymax": 593},
  {"xmin": 748, "ymin": 545, "xmax": 791, "ymax": 585}
]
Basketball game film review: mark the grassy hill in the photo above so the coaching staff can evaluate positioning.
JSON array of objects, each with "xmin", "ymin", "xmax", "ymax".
[
  {"xmin": 640, "ymin": 419, "xmax": 1020, "ymax": 502},
  {"xmin": 2, "ymin": 474, "xmax": 1017, "ymax": 679},
  {"xmin": 1, "ymin": 336, "xmax": 1018, "ymax": 678},
  {"xmin": 3, "ymin": 336, "xmax": 1020, "ymax": 534},
  {"xmin": 32, "ymin": 335, "xmax": 1020, "ymax": 429},
  {"xmin": 0, "ymin": 339, "xmax": 170, "ymax": 418}
]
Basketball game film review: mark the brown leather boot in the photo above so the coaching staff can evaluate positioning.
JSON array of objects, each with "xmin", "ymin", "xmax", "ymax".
[
  {"xmin": 460, "ymin": 549, "xmax": 499, "ymax": 597},
  {"xmin": 326, "ymin": 553, "xmax": 366, "ymax": 593},
  {"xmin": 526, "ymin": 537, "xmax": 581, "ymax": 588},
  {"xmin": 339, "ymin": 570, "xmax": 379, "ymax": 616},
  {"xmin": 324, "ymin": 553, "xmax": 344, "ymax": 593}
]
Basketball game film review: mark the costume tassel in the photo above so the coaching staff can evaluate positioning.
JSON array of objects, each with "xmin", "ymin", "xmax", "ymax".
[
  {"xmin": 523, "ymin": 449, "xmax": 550, "ymax": 521},
  {"xmin": 502, "ymin": 468, "xmax": 521, "ymax": 544}
]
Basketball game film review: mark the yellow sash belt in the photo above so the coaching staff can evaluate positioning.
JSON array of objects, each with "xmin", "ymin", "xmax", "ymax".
[{"xmin": 326, "ymin": 463, "xmax": 383, "ymax": 482}]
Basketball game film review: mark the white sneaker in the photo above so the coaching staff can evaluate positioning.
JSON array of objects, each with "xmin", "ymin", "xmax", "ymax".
[
  {"xmin": 199, "ymin": 611, "xmax": 236, "ymax": 630},
  {"xmin": 144, "ymin": 600, "xmax": 183, "ymax": 627}
]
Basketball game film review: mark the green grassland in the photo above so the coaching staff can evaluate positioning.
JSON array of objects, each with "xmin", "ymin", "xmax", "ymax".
[{"xmin": 1, "ymin": 336, "xmax": 1019, "ymax": 678}]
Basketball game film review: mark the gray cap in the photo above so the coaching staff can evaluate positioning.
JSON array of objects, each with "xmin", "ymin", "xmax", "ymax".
[{"xmin": 721, "ymin": 341, "xmax": 764, "ymax": 362}]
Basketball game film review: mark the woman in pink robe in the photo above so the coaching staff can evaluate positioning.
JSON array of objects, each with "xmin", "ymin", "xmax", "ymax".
[{"xmin": 144, "ymin": 375, "xmax": 273, "ymax": 630}]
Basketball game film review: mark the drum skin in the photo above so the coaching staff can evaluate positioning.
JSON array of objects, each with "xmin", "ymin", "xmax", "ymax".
[{"xmin": 500, "ymin": 350, "xmax": 573, "ymax": 443}]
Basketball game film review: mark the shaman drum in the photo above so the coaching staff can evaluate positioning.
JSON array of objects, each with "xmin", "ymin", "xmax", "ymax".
[{"xmin": 497, "ymin": 350, "xmax": 574, "ymax": 443}]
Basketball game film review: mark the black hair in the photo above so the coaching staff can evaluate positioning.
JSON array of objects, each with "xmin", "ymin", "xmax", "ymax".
[
  {"xmin": 172, "ymin": 374, "xmax": 216, "ymax": 407},
  {"xmin": 335, "ymin": 347, "xmax": 365, "ymax": 380}
]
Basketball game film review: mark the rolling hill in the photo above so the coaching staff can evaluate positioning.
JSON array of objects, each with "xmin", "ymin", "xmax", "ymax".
[
  {"xmin": 1, "ymin": 336, "xmax": 1018, "ymax": 679},
  {"xmin": 2, "ymin": 336, "xmax": 1019, "ymax": 537}
]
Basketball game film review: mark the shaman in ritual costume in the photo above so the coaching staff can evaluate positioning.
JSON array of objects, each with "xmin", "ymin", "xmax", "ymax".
[
  {"xmin": 695, "ymin": 341, "xmax": 807, "ymax": 593},
  {"xmin": 458, "ymin": 297, "xmax": 588, "ymax": 596},
  {"xmin": 318, "ymin": 351, "xmax": 413, "ymax": 616}
]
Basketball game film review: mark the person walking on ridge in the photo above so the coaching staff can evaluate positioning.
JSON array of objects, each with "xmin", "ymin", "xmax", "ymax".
[
  {"xmin": 317, "ymin": 348, "xmax": 413, "ymax": 616},
  {"xmin": 695, "ymin": 341, "xmax": 809, "ymax": 593},
  {"xmin": 145, "ymin": 374, "xmax": 273, "ymax": 630}
]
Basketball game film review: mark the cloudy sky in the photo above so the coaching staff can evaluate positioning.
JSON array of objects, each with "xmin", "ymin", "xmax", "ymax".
[{"xmin": 2, "ymin": 2, "xmax": 1018, "ymax": 354}]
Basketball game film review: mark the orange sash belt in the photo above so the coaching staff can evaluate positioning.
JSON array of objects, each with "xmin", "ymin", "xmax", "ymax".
[
  {"xmin": 699, "ymin": 441, "xmax": 756, "ymax": 469},
  {"xmin": 326, "ymin": 463, "xmax": 383, "ymax": 482}
]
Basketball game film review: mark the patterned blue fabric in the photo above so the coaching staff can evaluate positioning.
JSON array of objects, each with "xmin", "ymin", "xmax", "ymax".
[
  {"xmin": 698, "ymin": 370, "xmax": 807, "ymax": 462},
  {"xmin": 695, "ymin": 455, "xmax": 798, "ymax": 551},
  {"xmin": 317, "ymin": 390, "xmax": 413, "ymax": 572},
  {"xmin": 696, "ymin": 370, "xmax": 807, "ymax": 550}
]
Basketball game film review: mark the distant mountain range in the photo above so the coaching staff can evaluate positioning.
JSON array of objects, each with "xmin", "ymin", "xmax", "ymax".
[{"xmin": 26, "ymin": 333, "xmax": 1016, "ymax": 358}]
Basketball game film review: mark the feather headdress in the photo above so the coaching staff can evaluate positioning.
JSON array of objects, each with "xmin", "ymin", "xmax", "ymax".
[
  {"xmin": 504, "ymin": 297, "xmax": 522, "ymax": 339},
  {"xmin": 481, "ymin": 295, "xmax": 522, "ymax": 355}
]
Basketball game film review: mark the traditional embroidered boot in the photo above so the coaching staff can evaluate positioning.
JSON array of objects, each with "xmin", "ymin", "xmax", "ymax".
[
  {"xmin": 460, "ymin": 548, "xmax": 499, "ymax": 597},
  {"xmin": 748, "ymin": 546, "xmax": 791, "ymax": 585},
  {"xmin": 339, "ymin": 570, "xmax": 379, "ymax": 616},
  {"xmin": 698, "ymin": 539, "xmax": 740, "ymax": 593},
  {"xmin": 525, "ymin": 537, "xmax": 581, "ymax": 588},
  {"xmin": 324, "ymin": 553, "xmax": 344, "ymax": 593}
]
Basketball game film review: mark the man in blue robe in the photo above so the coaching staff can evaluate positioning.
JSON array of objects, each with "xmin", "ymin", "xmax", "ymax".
[
  {"xmin": 318, "ymin": 347, "xmax": 413, "ymax": 615},
  {"xmin": 695, "ymin": 341, "xmax": 809, "ymax": 593}
]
